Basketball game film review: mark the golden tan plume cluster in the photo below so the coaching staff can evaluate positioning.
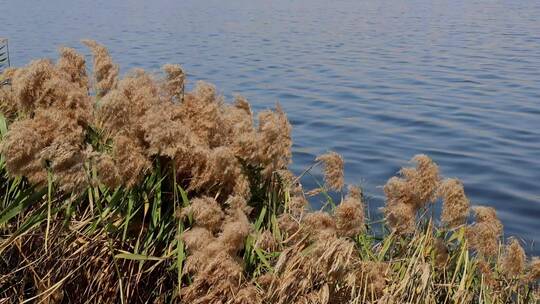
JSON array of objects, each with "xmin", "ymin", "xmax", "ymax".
[
  {"xmin": 317, "ymin": 151, "xmax": 345, "ymax": 191},
  {"xmin": 383, "ymin": 154, "xmax": 441, "ymax": 234},
  {"xmin": 1, "ymin": 40, "xmax": 292, "ymax": 201},
  {"xmin": 1, "ymin": 42, "xmax": 538, "ymax": 304}
]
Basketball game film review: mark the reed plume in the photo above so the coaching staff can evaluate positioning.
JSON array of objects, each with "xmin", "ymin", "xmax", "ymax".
[
  {"xmin": 500, "ymin": 238, "xmax": 526, "ymax": 278},
  {"xmin": 335, "ymin": 185, "xmax": 365, "ymax": 238},
  {"xmin": 383, "ymin": 155, "xmax": 440, "ymax": 234},
  {"xmin": 57, "ymin": 47, "xmax": 88, "ymax": 90},
  {"xmin": 440, "ymin": 178, "xmax": 470, "ymax": 228},
  {"xmin": 110, "ymin": 134, "xmax": 150, "ymax": 188},
  {"xmin": 161, "ymin": 63, "xmax": 184, "ymax": 101},
  {"xmin": 303, "ymin": 211, "xmax": 337, "ymax": 240},
  {"xmin": 181, "ymin": 196, "xmax": 225, "ymax": 233},
  {"xmin": 467, "ymin": 206, "xmax": 503, "ymax": 257},
  {"xmin": 255, "ymin": 230, "xmax": 277, "ymax": 252},
  {"xmin": 82, "ymin": 39, "xmax": 119, "ymax": 98},
  {"xmin": 256, "ymin": 104, "xmax": 292, "ymax": 179},
  {"xmin": 11, "ymin": 59, "xmax": 55, "ymax": 113},
  {"xmin": 316, "ymin": 151, "xmax": 345, "ymax": 191},
  {"xmin": 529, "ymin": 257, "xmax": 540, "ymax": 281},
  {"xmin": 0, "ymin": 67, "xmax": 18, "ymax": 118},
  {"xmin": 2, "ymin": 109, "xmax": 88, "ymax": 192},
  {"xmin": 400, "ymin": 154, "xmax": 441, "ymax": 208},
  {"xmin": 1, "ymin": 41, "xmax": 538, "ymax": 304},
  {"xmin": 383, "ymin": 176, "xmax": 417, "ymax": 234}
]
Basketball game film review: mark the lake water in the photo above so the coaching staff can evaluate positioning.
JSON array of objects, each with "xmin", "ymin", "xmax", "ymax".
[{"xmin": 2, "ymin": 0, "xmax": 539, "ymax": 254}]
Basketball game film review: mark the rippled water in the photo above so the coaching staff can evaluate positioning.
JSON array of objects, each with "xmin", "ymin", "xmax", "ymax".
[{"xmin": 2, "ymin": 0, "xmax": 540, "ymax": 253}]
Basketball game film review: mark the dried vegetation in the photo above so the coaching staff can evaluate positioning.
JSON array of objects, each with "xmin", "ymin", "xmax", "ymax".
[{"xmin": 0, "ymin": 42, "xmax": 538, "ymax": 303}]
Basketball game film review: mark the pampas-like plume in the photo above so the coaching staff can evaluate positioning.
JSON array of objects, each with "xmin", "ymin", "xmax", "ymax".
[
  {"xmin": 500, "ymin": 238, "xmax": 526, "ymax": 277},
  {"xmin": 335, "ymin": 185, "xmax": 365, "ymax": 238},
  {"xmin": 1, "ymin": 116, "xmax": 49, "ymax": 185},
  {"xmin": 181, "ymin": 251, "xmax": 244, "ymax": 303},
  {"xmin": 2, "ymin": 109, "xmax": 87, "ymax": 192},
  {"xmin": 82, "ymin": 39, "xmax": 119, "ymax": 98},
  {"xmin": 110, "ymin": 134, "xmax": 150, "ymax": 188},
  {"xmin": 180, "ymin": 81, "xmax": 226, "ymax": 147},
  {"xmin": 219, "ymin": 208, "xmax": 251, "ymax": 253},
  {"xmin": 57, "ymin": 47, "xmax": 88, "ymax": 90},
  {"xmin": 476, "ymin": 259, "xmax": 497, "ymax": 288},
  {"xmin": 7, "ymin": 54, "xmax": 93, "ymax": 126},
  {"xmin": 140, "ymin": 103, "xmax": 195, "ymax": 158},
  {"xmin": 303, "ymin": 211, "xmax": 337, "ymax": 240},
  {"xmin": 11, "ymin": 59, "xmax": 56, "ymax": 112},
  {"xmin": 467, "ymin": 206, "xmax": 503, "ymax": 257},
  {"xmin": 528, "ymin": 257, "xmax": 540, "ymax": 281},
  {"xmin": 383, "ymin": 177, "xmax": 417, "ymax": 234},
  {"xmin": 400, "ymin": 154, "xmax": 441, "ymax": 208},
  {"xmin": 181, "ymin": 208, "xmax": 251, "ymax": 303},
  {"xmin": 95, "ymin": 153, "xmax": 120, "ymax": 189},
  {"xmin": 346, "ymin": 261, "xmax": 389, "ymax": 297},
  {"xmin": 181, "ymin": 226, "xmax": 215, "ymax": 253},
  {"xmin": 181, "ymin": 196, "xmax": 225, "ymax": 233},
  {"xmin": 384, "ymin": 155, "xmax": 441, "ymax": 234},
  {"xmin": 316, "ymin": 151, "xmax": 345, "ymax": 191},
  {"xmin": 0, "ymin": 67, "xmax": 18, "ymax": 118},
  {"xmin": 256, "ymin": 104, "xmax": 292, "ymax": 179},
  {"xmin": 161, "ymin": 63, "xmax": 184, "ymax": 101},
  {"xmin": 440, "ymin": 178, "xmax": 470, "ymax": 228}
]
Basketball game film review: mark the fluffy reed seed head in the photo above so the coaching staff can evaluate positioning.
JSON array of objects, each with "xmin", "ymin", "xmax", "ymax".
[
  {"xmin": 335, "ymin": 185, "xmax": 365, "ymax": 238},
  {"xmin": 383, "ymin": 155, "xmax": 441, "ymax": 234},
  {"xmin": 400, "ymin": 154, "xmax": 441, "ymax": 208},
  {"xmin": 218, "ymin": 208, "xmax": 251, "ymax": 254},
  {"xmin": 476, "ymin": 259, "xmax": 497, "ymax": 288},
  {"xmin": 161, "ymin": 63, "xmax": 184, "ymax": 101},
  {"xmin": 110, "ymin": 134, "xmax": 151, "ymax": 188},
  {"xmin": 181, "ymin": 196, "xmax": 225, "ymax": 233},
  {"xmin": 2, "ymin": 109, "xmax": 88, "ymax": 192},
  {"xmin": 82, "ymin": 39, "xmax": 119, "ymax": 98},
  {"xmin": 11, "ymin": 59, "xmax": 56, "ymax": 112},
  {"xmin": 316, "ymin": 151, "xmax": 345, "ymax": 191},
  {"xmin": 181, "ymin": 226, "xmax": 215, "ymax": 253},
  {"xmin": 0, "ymin": 68, "xmax": 19, "ymax": 118},
  {"xmin": 500, "ymin": 238, "xmax": 526, "ymax": 278},
  {"xmin": 95, "ymin": 154, "xmax": 121, "ymax": 189},
  {"xmin": 467, "ymin": 206, "xmax": 503, "ymax": 257},
  {"xmin": 528, "ymin": 257, "xmax": 540, "ymax": 281},
  {"xmin": 302, "ymin": 211, "xmax": 337, "ymax": 240},
  {"xmin": 383, "ymin": 176, "xmax": 417, "ymax": 234},
  {"xmin": 256, "ymin": 104, "xmax": 292, "ymax": 179},
  {"xmin": 440, "ymin": 178, "xmax": 470, "ymax": 228},
  {"xmin": 57, "ymin": 47, "xmax": 88, "ymax": 90}
]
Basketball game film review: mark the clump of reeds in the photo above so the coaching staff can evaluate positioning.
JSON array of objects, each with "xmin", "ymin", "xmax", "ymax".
[{"xmin": 0, "ymin": 42, "xmax": 538, "ymax": 304}]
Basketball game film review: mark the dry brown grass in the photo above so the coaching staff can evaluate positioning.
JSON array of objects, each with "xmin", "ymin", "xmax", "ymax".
[{"xmin": 0, "ymin": 41, "xmax": 538, "ymax": 304}]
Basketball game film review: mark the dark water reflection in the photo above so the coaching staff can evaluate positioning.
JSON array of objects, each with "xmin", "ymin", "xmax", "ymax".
[{"xmin": 2, "ymin": 0, "xmax": 539, "ymax": 253}]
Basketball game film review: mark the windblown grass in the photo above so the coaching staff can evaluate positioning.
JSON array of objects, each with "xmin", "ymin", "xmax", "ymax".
[{"xmin": 0, "ymin": 41, "xmax": 539, "ymax": 304}]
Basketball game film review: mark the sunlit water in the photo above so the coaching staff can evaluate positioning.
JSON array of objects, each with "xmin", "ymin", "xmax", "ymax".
[{"xmin": 2, "ymin": 0, "xmax": 540, "ymax": 254}]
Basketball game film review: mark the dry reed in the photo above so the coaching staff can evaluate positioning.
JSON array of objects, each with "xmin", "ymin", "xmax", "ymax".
[
  {"xmin": 316, "ymin": 151, "xmax": 345, "ymax": 191},
  {"xmin": 0, "ymin": 41, "xmax": 538, "ymax": 304}
]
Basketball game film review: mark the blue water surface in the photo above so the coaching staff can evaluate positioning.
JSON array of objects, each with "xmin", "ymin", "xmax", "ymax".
[{"xmin": 1, "ymin": 0, "xmax": 539, "ymax": 253}]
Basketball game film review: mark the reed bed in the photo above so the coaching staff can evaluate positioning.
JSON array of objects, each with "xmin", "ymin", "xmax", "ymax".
[{"xmin": 0, "ymin": 41, "xmax": 538, "ymax": 304}]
